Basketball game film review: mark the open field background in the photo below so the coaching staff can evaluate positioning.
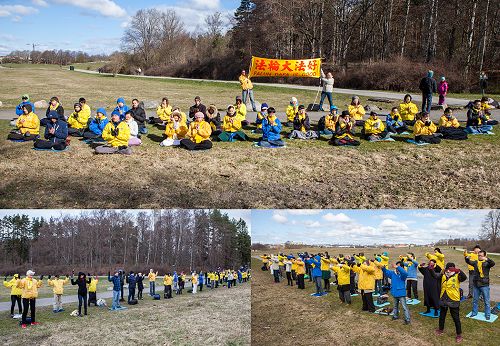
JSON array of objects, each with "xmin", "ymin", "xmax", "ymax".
[
  {"xmin": 251, "ymin": 255, "xmax": 499, "ymax": 346},
  {"xmin": 1, "ymin": 65, "xmax": 499, "ymax": 209},
  {"xmin": 0, "ymin": 280, "xmax": 250, "ymax": 346}
]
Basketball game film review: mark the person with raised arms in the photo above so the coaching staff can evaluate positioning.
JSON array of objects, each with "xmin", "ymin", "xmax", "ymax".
[
  {"xmin": 47, "ymin": 274, "xmax": 69, "ymax": 313},
  {"xmin": 383, "ymin": 261, "xmax": 411, "ymax": 325},
  {"xmin": 418, "ymin": 258, "xmax": 441, "ymax": 316},
  {"xmin": 3, "ymin": 274, "xmax": 23, "ymax": 318},
  {"xmin": 71, "ymin": 272, "xmax": 91, "ymax": 317},
  {"xmin": 16, "ymin": 270, "xmax": 43, "ymax": 328},
  {"xmin": 465, "ymin": 250, "xmax": 495, "ymax": 320}
]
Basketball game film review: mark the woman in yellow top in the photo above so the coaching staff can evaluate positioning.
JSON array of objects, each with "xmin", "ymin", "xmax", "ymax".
[
  {"xmin": 17, "ymin": 270, "xmax": 43, "ymax": 328},
  {"xmin": 437, "ymin": 107, "xmax": 468, "ymax": 140},
  {"xmin": 363, "ymin": 111, "xmax": 388, "ymax": 141},
  {"xmin": 150, "ymin": 97, "xmax": 173, "ymax": 124},
  {"xmin": 285, "ymin": 97, "xmax": 299, "ymax": 126},
  {"xmin": 348, "ymin": 96, "xmax": 366, "ymax": 126},
  {"xmin": 413, "ymin": 112, "xmax": 441, "ymax": 144},
  {"xmin": 332, "ymin": 261, "xmax": 352, "ymax": 304},
  {"xmin": 319, "ymin": 105, "xmax": 338, "ymax": 136},
  {"xmin": 330, "ymin": 111, "xmax": 360, "ymax": 146},
  {"xmin": 295, "ymin": 258, "xmax": 306, "ymax": 289},
  {"xmin": 3, "ymin": 274, "xmax": 23, "ymax": 317},
  {"xmin": 67, "ymin": 102, "xmax": 90, "ymax": 136},
  {"xmin": 88, "ymin": 275, "xmax": 99, "ymax": 306},
  {"xmin": 352, "ymin": 261, "xmax": 376, "ymax": 312},
  {"xmin": 95, "ymin": 111, "xmax": 132, "ymax": 154},
  {"xmin": 239, "ymin": 69, "xmax": 257, "ymax": 112},
  {"xmin": 180, "ymin": 111, "xmax": 213, "ymax": 150},
  {"xmin": 399, "ymin": 94, "xmax": 419, "ymax": 125},
  {"xmin": 426, "ymin": 248, "xmax": 445, "ymax": 271},
  {"xmin": 163, "ymin": 273, "xmax": 173, "ymax": 299},
  {"xmin": 191, "ymin": 272, "xmax": 198, "ymax": 294},
  {"xmin": 8, "ymin": 104, "xmax": 40, "ymax": 141},
  {"xmin": 47, "ymin": 274, "xmax": 69, "ymax": 312},
  {"xmin": 160, "ymin": 111, "xmax": 188, "ymax": 147},
  {"xmin": 219, "ymin": 105, "xmax": 248, "ymax": 142},
  {"xmin": 480, "ymin": 96, "xmax": 498, "ymax": 125},
  {"xmin": 235, "ymin": 96, "xmax": 248, "ymax": 125}
]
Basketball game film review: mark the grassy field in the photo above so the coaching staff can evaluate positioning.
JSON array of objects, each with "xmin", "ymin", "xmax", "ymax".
[
  {"xmin": 0, "ymin": 281, "xmax": 250, "ymax": 345},
  {"xmin": 1, "ymin": 65, "xmax": 499, "ymax": 209},
  {"xmin": 251, "ymin": 256, "xmax": 498, "ymax": 346}
]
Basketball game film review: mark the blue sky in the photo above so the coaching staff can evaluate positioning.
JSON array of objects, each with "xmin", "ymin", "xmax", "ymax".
[
  {"xmin": 0, "ymin": 0, "xmax": 239, "ymax": 55},
  {"xmin": 251, "ymin": 209, "xmax": 491, "ymax": 245}
]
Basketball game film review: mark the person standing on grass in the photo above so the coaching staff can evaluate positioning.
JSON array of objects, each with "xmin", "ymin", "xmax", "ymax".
[
  {"xmin": 383, "ymin": 262, "xmax": 411, "ymax": 325},
  {"xmin": 88, "ymin": 274, "xmax": 99, "ymax": 306},
  {"xmin": 465, "ymin": 250, "xmax": 495, "ymax": 320},
  {"xmin": 94, "ymin": 111, "xmax": 132, "ymax": 155},
  {"xmin": 438, "ymin": 77, "xmax": 449, "ymax": 106},
  {"xmin": 227, "ymin": 271, "xmax": 233, "ymax": 289},
  {"xmin": 284, "ymin": 257, "xmax": 293, "ymax": 286},
  {"xmin": 7, "ymin": 104, "xmax": 40, "ymax": 141},
  {"xmin": 71, "ymin": 272, "xmax": 91, "ymax": 317},
  {"xmin": 148, "ymin": 269, "xmax": 158, "ymax": 296},
  {"xmin": 332, "ymin": 259, "xmax": 352, "ymax": 304},
  {"xmin": 47, "ymin": 274, "xmax": 69, "ymax": 313},
  {"xmin": 192, "ymin": 272, "xmax": 198, "ymax": 293},
  {"xmin": 34, "ymin": 111, "xmax": 68, "ymax": 151},
  {"xmin": 418, "ymin": 259, "xmax": 441, "ymax": 316},
  {"xmin": 270, "ymin": 256, "xmax": 280, "ymax": 283},
  {"xmin": 432, "ymin": 263, "xmax": 467, "ymax": 344},
  {"xmin": 163, "ymin": 273, "xmax": 173, "ymax": 299},
  {"xmin": 180, "ymin": 272, "xmax": 186, "ymax": 293},
  {"xmin": 3, "ymin": 274, "xmax": 22, "ymax": 317},
  {"xmin": 199, "ymin": 272, "xmax": 204, "ymax": 291},
  {"xmin": 17, "ymin": 270, "xmax": 42, "ymax": 328},
  {"xmin": 352, "ymin": 260, "xmax": 376, "ymax": 312},
  {"xmin": 306, "ymin": 255, "xmax": 324, "ymax": 296},
  {"xmin": 108, "ymin": 271, "xmax": 122, "ymax": 310},
  {"xmin": 419, "ymin": 70, "xmax": 437, "ymax": 113},
  {"xmin": 136, "ymin": 273, "xmax": 145, "ymax": 300},
  {"xmin": 318, "ymin": 69, "xmax": 335, "ymax": 111},
  {"xmin": 126, "ymin": 271, "xmax": 137, "ymax": 303},
  {"xmin": 173, "ymin": 271, "xmax": 180, "ymax": 295},
  {"xmin": 295, "ymin": 257, "xmax": 306, "ymax": 289},
  {"xmin": 463, "ymin": 245, "xmax": 481, "ymax": 299},
  {"xmin": 403, "ymin": 253, "xmax": 419, "ymax": 300},
  {"xmin": 239, "ymin": 70, "xmax": 257, "ymax": 112},
  {"xmin": 321, "ymin": 254, "xmax": 332, "ymax": 292}
]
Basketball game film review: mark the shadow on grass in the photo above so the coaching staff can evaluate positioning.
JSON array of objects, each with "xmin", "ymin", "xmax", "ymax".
[{"xmin": 146, "ymin": 134, "xmax": 164, "ymax": 143}]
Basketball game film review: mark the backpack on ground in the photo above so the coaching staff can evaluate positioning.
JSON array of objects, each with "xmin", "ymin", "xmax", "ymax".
[
  {"xmin": 153, "ymin": 294, "xmax": 161, "ymax": 300},
  {"xmin": 128, "ymin": 299, "xmax": 138, "ymax": 305}
]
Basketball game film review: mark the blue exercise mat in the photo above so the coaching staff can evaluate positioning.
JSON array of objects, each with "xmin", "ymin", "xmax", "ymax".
[
  {"xmin": 374, "ymin": 301, "xmax": 391, "ymax": 307},
  {"xmin": 407, "ymin": 139, "xmax": 431, "ymax": 146},
  {"xmin": 252, "ymin": 142, "xmax": 286, "ymax": 149},
  {"xmin": 32, "ymin": 146, "xmax": 70, "ymax": 152},
  {"xmin": 351, "ymin": 294, "xmax": 359, "ymax": 297},
  {"xmin": 310, "ymin": 292, "xmax": 328, "ymax": 297},
  {"xmin": 8, "ymin": 139, "xmax": 29, "ymax": 142},
  {"xmin": 466, "ymin": 312, "xmax": 497, "ymax": 323},
  {"xmin": 406, "ymin": 299, "xmax": 421, "ymax": 305},
  {"xmin": 109, "ymin": 306, "xmax": 128, "ymax": 311},
  {"xmin": 369, "ymin": 137, "xmax": 395, "ymax": 142},
  {"xmin": 419, "ymin": 309, "xmax": 440, "ymax": 318}
]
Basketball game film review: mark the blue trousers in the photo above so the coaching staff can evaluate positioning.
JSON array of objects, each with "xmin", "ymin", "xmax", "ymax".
[
  {"xmin": 318, "ymin": 92, "xmax": 333, "ymax": 110},
  {"xmin": 472, "ymin": 285, "xmax": 491, "ymax": 318}
]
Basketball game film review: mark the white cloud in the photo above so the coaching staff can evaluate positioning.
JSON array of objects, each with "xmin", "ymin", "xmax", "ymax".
[
  {"xmin": 379, "ymin": 219, "xmax": 410, "ymax": 233},
  {"xmin": 376, "ymin": 214, "xmax": 398, "ymax": 219},
  {"xmin": 432, "ymin": 217, "xmax": 467, "ymax": 231},
  {"xmin": 272, "ymin": 213, "xmax": 288, "ymax": 224},
  {"xmin": 0, "ymin": 5, "xmax": 39, "ymax": 18},
  {"xmin": 287, "ymin": 210, "xmax": 322, "ymax": 216},
  {"xmin": 53, "ymin": 0, "xmax": 126, "ymax": 17},
  {"xmin": 412, "ymin": 212, "xmax": 436, "ymax": 218},
  {"xmin": 322, "ymin": 212, "xmax": 352, "ymax": 223},
  {"xmin": 189, "ymin": 0, "xmax": 220, "ymax": 10},
  {"xmin": 32, "ymin": 0, "xmax": 48, "ymax": 7},
  {"xmin": 304, "ymin": 221, "xmax": 321, "ymax": 228}
]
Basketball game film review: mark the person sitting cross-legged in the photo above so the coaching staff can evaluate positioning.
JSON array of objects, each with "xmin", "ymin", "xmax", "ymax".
[
  {"xmin": 34, "ymin": 111, "xmax": 68, "ymax": 150},
  {"xmin": 160, "ymin": 111, "xmax": 188, "ymax": 147},
  {"xmin": 466, "ymin": 99, "xmax": 493, "ymax": 134},
  {"xmin": 7, "ymin": 104, "xmax": 40, "ymax": 141},
  {"xmin": 258, "ymin": 107, "xmax": 285, "ymax": 148},
  {"xmin": 67, "ymin": 102, "xmax": 90, "ymax": 137},
  {"xmin": 94, "ymin": 111, "xmax": 132, "ymax": 155},
  {"xmin": 386, "ymin": 107, "xmax": 409, "ymax": 134},
  {"xmin": 438, "ymin": 108, "xmax": 467, "ymax": 140},
  {"xmin": 218, "ymin": 105, "xmax": 248, "ymax": 142},
  {"xmin": 288, "ymin": 105, "xmax": 318, "ymax": 140},
  {"xmin": 180, "ymin": 111, "xmax": 213, "ymax": 150},
  {"xmin": 414, "ymin": 112, "xmax": 441, "ymax": 144},
  {"xmin": 83, "ymin": 108, "xmax": 109, "ymax": 140},
  {"xmin": 362, "ymin": 111, "xmax": 389, "ymax": 141},
  {"xmin": 329, "ymin": 111, "xmax": 360, "ymax": 146}
]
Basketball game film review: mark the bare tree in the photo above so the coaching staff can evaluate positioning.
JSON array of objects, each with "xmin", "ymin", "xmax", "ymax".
[{"xmin": 480, "ymin": 210, "xmax": 500, "ymax": 245}]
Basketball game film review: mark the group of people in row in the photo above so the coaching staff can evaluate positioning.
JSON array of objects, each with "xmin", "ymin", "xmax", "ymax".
[
  {"xmin": 2, "ymin": 266, "xmax": 250, "ymax": 328},
  {"xmin": 7, "ymin": 91, "xmax": 497, "ymax": 152},
  {"xmin": 260, "ymin": 245, "xmax": 495, "ymax": 343}
]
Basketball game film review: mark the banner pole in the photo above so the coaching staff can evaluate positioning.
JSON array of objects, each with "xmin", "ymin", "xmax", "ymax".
[{"xmin": 313, "ymin": 79, "xmax": 321, "ymax": 110}]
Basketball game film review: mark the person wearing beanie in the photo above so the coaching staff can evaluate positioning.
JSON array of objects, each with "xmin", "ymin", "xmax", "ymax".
[
  {"xmin": 188, "ymin": 96, "xmax": 207, "ymax": 120},
  {"xmin": 219, "ymin": 105, "xmax": 248, "ymax": 142},
  {"xmin": 125, "ymin": 271, "xmax": 137, "ymax": 303},
  {"xmin": 180, "ymin": 111, "xmax": 213, "ymax": 150},
  {"xmin": 438, "ymin": 108, "xmax": 468, "ymax": 140},
  {"xmin": 329, "ymin": 110, "xmax": 359, "ymax": 146},
  {"xmin": 95, "ymin": 110, "xmax": 132, "ymax": 154},
  {"xmin": 348, "ymin": 96, "xmax": 366, "ymax": 127},
  {"xmin": 352, "ymin": 260, "xmax": 376, "ymax": 312},
  {"xmin": 431, "ymin": 262, "xmax": 467, "ymax": 343},
  {"xmin": 383, "ymin": 261, "xmax": 411, "ymax": 324},
  {"xmin": 402, "ymin": 253, "xmax": 419, "ymax": 300},
  {"xmin": 235, "ymin": 95, "xmax": 248, "ymax": 125},
  {"xmin": 362, "ymin": 111, "xmax": 389, "ymax": 141},
  {"xmin": 466, "ymin": 99, "xmax": 493, "ymax": 134},
  {"xmin": 47, "ymin": 274, "xmax": 69, "ymax": 313},
  {"xmin": 419, "ymin": 70, "xmax": 437, "ymax": 113},
  {"xmin": 465, "ymin": 250, "xmax": 495, "ymax": 320},
  {"xmin": 413, "ymin": 112, "xmax": 441, "ymax": 144},
  {"xmin": 3, "ymin": 273, "xmax": 23, "ymax": 317},
  {"xmin": 84, "ymin": 108, "xmax": 109, "ymax": 140},
  {"xmin": 386, "ymin": 107, "xmax": 409, "ymax": 134},
  {"xmin": 41, "ymin": 96, "xmax": 64, "ymax": 126},
  {"xmin": 7, "ymin": 104, "xmax": 40, "ymax": 141},
  {"xmin": 438, "ymin": 76, "xmax": 449, "ymax": 105},
  {"xmin": 399, "ymin": 94, "xmax": 419, "ymax": 126},
  {"xmin": 418, "ymin": 258, "xmax": 441, "ymax": 316},
  {"xmin": 464, "ymin": 245, "xmax": 481, "ymax": 298},
  {"xmin": 125, "ymin": 110, "xmax": 142, "ymax": 146},
  {"xmin": 285, "ymin": 97, "xmax": 299, "ymax": 126},
  {"xmin": 206, "ymin": 104, "xmax": 222, "ymax": 136},
  {"xmin": 71, "ymin": 272, "xmax": 91, "ymax": 316},
  {"xmin": 288, "ymin": 105, "xmax": 318, "ymax": 139},
  {"xmin": 34, "ymin": 111, "xmax": 68, "ymax": 151},
  {"xmin": 16, "ymin": 270, "xmax": 43, "ymax": 328},
  {"xmin": 318, "ymin": 105, "xmax": 338, "ymax": 136},
  {"xmin": 239, "ymin": 69, "xmax": 257, "ymax": 112},
  {"xmin": 319, "ymin": 69, "xmax": 335, "ymax": 111},
  {"xmin": 15, "ymin": 94, "xmax": 35, "ymax": 118},
  {"xmin": 258, "ymin": 107, "xmax": 285, "ymax": 147},
  {"xmin": 129, "ymin": 99, "xmax": 147, "ymax": 134},
  {"xmin": 254, "ymin": 103, "xmax": 268, "ymax": 133},
  {"xmin": 160, "ymin": 110, "xmax": 188, "ymax": 147},
  {"xmin": 68, "ymin": 102, "xmax": 90, "ymax": 136},
  {"xmin": 113, "ymin": 97, "xmax": 129, "ymax": 121},
  {"xmin": 150, "ymin": 97, "xmax": 172, "ymax": 124}
]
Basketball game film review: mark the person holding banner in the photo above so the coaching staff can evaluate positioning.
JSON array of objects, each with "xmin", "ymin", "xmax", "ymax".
[
  {"xmin": 239, "ymin": 70, "xmax": 257, "ymax": 112},
  {"xmin": 319, "ymin": 69, "xmax": 335, "ymax": 112}
]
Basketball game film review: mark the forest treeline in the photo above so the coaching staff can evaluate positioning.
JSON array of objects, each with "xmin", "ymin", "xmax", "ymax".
[{"xmin": 0, "ymin": 210, "xmax": 251, "ymax": 274}]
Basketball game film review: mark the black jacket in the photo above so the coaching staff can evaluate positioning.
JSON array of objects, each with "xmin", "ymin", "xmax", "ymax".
[
  {"xmin": 466, "ymin": 108, "xmax": 488, "ymax": 127},
  {"xmin": 465, "ymin": 257, "xmax": 495, "ymax": 287},
  {"xmin": 46, "ymin": 105, "xmax": 65, "ymax": 120},
  {"xmin": 419, "ymin": 77, "xmax": 437, "ymax": 95},
  {"xmin": 189, "ymin": 103, "xmax": 207, "ymax": 119},
  {"xmin": 130, "ymin": 106, "xmax": 146, "ymax": 126},
  {"xmin": 136, "ymin": 274, "xmax": 144, "ymax": 289},
  {"xmin": 293, "ymin": 114, "xmax": 310, "ymax": 132},
  {"xmin": 71, "ymin": 272, "xmax": 91, "ymax": 295}
]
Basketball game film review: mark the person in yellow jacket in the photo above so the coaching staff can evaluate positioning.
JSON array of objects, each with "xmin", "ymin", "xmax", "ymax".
[
  {"xmin": 372, "ymin": 259, "xmax": 385, "ymax": 295},
  {"xmin": 160, "ymin": 111, "xmax": 188, "ymax": 147},
  {"xmin": 7, "ymin": 104, "xmax": 40, "ymax": 141},
  {"xmin": 330, "ymin": 111, "xmax": 360, "ymax": 146},
  {"xmin": 180, "ymin": 111, "xmax": 213, "ymax": 150},
  {"xmin": 437, "ymin": 107, "xmax": 468, "ymax": 140},
  {"xmin": 68, "ymin": 102, "xmax": 90, "ymax": 136},
  {"xmin": 295, "ymin": 257, "xmax": 306, "ymax": 289},
  {"xmin": 332, "ymin": 261, "xmax": 352, "ymax": 304},
  {"xmin": 291, "ymin": 257, "xmax": 298, "ymax": 283},
  {"xmin": 431, "ymin": 263, "xmax": 467, "ymax": 343},
  {"xmin": 480, "ymin": 96, "xmax": 498, "ymax": 125},
  {"xmin": 352, "ymin": 261, "xmax": 376, "ymax": 312},
  {"xmin": 464, "ymin": 244, "xmax": 481, "ymax": 298},
  {"xmin": 363, "ymin": 111, "xmax": 389, "ymax": 141},
  {"xmin": 148, "ymin": 269, "xmax": 158, "ymax": 296},
  {"xmin": 348, "ymin": 95, "xmax": 366, "ymax": 126},
  {"xmin": 413, "ymin": 112, "xmax": 441, "ymax": 144},
  {"xmin": 47, "ymin": 274, "xmax": 69, "ymax": 312},
  {"xmin": 285, "ymin": 97, "xmax": 299, "ymax": 126},
  {"xmin": 3, "ymin": 274, "xmax": 23, "ymax": 317},
  {"xmin": 163, "ymin": 273, "xmax": 173, "ymax": 299},
  {"xmin": 150, "ymin": 97, "xmax": 173, "ymax": 124},
  {"xmin": 399, "ymin": 94, "xmax": 419, "ymax": 125},
  {"xmin": 17, "ymin": 270, "xmax": 43, "ymax": 328},
  {"xmin": 320, "ymin": 255, "xmax": 332, "ymax": 292},
  {"xmin": 88, "ymin": 275, "xmax": 99, "ymax": 306},
  {"xmin": 94, "ymin": 111, "xmax": 132, "ymax": 154},
  {"xmin": 426, "ymin": 248, "xmax": 445, "ymax": 271},
  {"xmin": 219, "ymin": 105, "xmax": 248, "ymax": 142},
  {"xmin": 239, "ymin": 69, "xmax": 256, "ymax": 112},
  {"xmin": 191, "ymin": 272, "xmax": 198, "ymax": 294},
  {"xmin": 235, "ymin": 96, "xmax": 248, "ymax": 125},
  {"xmin": 319, "ymin": 106, "xmax": 338, "ymax": 136}
]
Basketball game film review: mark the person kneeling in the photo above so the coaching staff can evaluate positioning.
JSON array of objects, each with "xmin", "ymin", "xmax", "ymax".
[
  {"xmin": 386, "ymin": 107, "xmax": 409, "ymax": 134},
  {"xmin": 330, "ymin": 111, "xmax": 360, "ymax": 146},
  {"xmin": 180, "ymin": 112, "xmax": 212, "ymax": 150},
  {"xmin": 160, "ymin": 111, "xmax": 188, "ymax": 147},
  {"xmin": 414, "ymin": 113, "xmax": 441, "ymax": 144},
  {"xmin": 258, "ymin": 107, "xmax": 285, "ymax": 147},
  {"xmin": 7, "ymin": 104, "xmax": 40, "ymax": 141},
  {"xmin": 288, "ymin": 105, "xmax": 318, "ymax": 139},
  {"xmin": 219, "ymin": 105, "xmax": 248, "ymax": 142},
  {"xmin": 34, "ymin": 111, "xmax": 68, "ymax": 150},
  {"xmin": 363, "ymin": 111, "xmax": 389, "ymax": 141},
  {"xmin": 438, "ymin": 108, "xmax": 467, "ymax": 140},
  {"xmin": 95, "ymin": 111, "xmax": 132, "ymax": 155}
]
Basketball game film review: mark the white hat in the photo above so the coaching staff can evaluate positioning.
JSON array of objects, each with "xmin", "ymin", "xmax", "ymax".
[{"xmin": 26, "ymin": 270, "xmax": 35, "ymax": 276}]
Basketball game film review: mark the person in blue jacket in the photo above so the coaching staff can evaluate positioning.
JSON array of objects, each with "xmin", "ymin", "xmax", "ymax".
[
  {"xmin": 84, "ymin": 108, "xmax": 109, "ymax": 140},
  {"xmin": 403, "ymin": 253, "xmax": 419, "ymax": 300},
  {"xmin": 306, "ymin": 254, "xmax": 325, "ymax": 296},
  {"xmin": 34, "ymin": 111, "xmax": 68, "ymax": 150},
  {"xmin": 15, "ymin": 94, "xmax": 35, "ymax": 117},
  {"xmin": 258, "ymin": 107, "xmax": 285, "ymax": 147},
  {"xmin": 108, "ymin": 270, "xmax": 122, "ymax": 310},
  {"xmin": 126, "ymin": 271, "xmax": 137, "ymax": 304},
  {"xmin": 198, "ymin": 272, "xmax": 204, "ymax": 292},
  {"xmin": 383, "ymin": 262, "xmax": 411, "ymax": 324},
  {"xmin": 114, "ymin": 98, "xmax": 129, "ymax": 121},
  {"xmin": 386, "ymin": 107, "xmax": 409, "ymax": 134}
]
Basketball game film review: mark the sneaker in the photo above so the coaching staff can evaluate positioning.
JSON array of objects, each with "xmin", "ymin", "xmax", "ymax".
[
  {"xmin": 392, "ymin": 316, "xmax": 399, "ymax": 321},
  {"xmin": 404, "ymin": 320, "xmax": 411, "ymax": 325},
  {"xmin": 470, "ymin": 313, "xmax": 477, "ymax": 317},
  {"xmin": 456, "ymin": 335, "xmax": 463, "ymax": 343},
  {"xmin": 21, "ymin": 324, "xmax": 27, "ymax": 329},
  {"xmin": 10, "ymin": 314, "xmax": 14, "ymax": 318},
  {"xmin": 31, "ymin": 322, "xmax": 40, "ymax": 326},
  {"xmin": 435, "ymin": 329, "xmax": 444, "ymax": 336},
  {"xmin": 58, "ymin": 308, "xmax": 64, "ymax": 312},
  {"xmin": 485, "ymin": 315, "xmax": 490, "ymax": 320},
  {"xmin": 53, "ymin": 309, "xmax": 58, "ymax": 313}
]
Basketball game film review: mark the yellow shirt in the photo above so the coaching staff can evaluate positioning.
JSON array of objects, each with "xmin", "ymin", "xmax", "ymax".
[
  {"xmin": 364, "ymin": 117, "xmax": 385, "ymax": 135},
  {"xmin": 286, "ymin": 105, "xmax": 298, "ymax": 122},
  {"xmin": 414, "ymin": 119, "xmax": 437, "ymax": 136},
  {"xmin": 439, "ymin": 115, "xmax": 459, "ymax": 128},
  {"xmin": 239, "ymin": 75, "xmax": 253, "ymax": 90},
  {"xmin": 348, "ymin": 104, "xmax": 365, "ymax": 121},
  {"xmin": 156, "ymin": 105, "xmax": 173, "ymax": 121},
  {"xmin": 464, "ymin": 251, "xmax": 478, "ymax": 271},
  {"xmin": 68, "ymin": 110, "xmax": 90, "ymax": 129},
  {"xmin": 186, "ymin": 121, "xmax": 212, "ymax": 143},
  {"xmin": 88, "ymin": 278, "xmax": 98, "ymax": 293},
  {"xmin": 3, "ymin": 278, "xmax": 23, "ymax": 296},
  {"xmin": 399, "ymin": 102, "xmax": 419, "ymax": 121},
  {"xmin": 325, "ymin": 114, "xmax": 337, "ymax": 131},
  {"xmin": 332, "ymin": 264, "xmax": 350, "ymax": 286},
  {"xmin": 148, "ymin": 272, "xmax": 157, "ymax": 282},
  {"xmin": 164, "ymin": 275, "xmax": 173, "ymax": 285},
  {"xmin": 440, "ymin": 274, "xmax": 461, "ymax": 301},
  {"xmin": 222, "ymin": 115, "xmax": 242, "ymax": 132},
  {"xmin": 235, "ymin": 104, "xmax": 247, "ymax": 122},
  {"xmin": 165, "ymin": 121, "xmax": 188, "ymax": 139},
  {"xmin": 48, "ymin": 277, "xmax": 69, "ymax": 295},
  {"xmin": 102, "ymin": 121, "xmax": 130, "ymax": 147},
  {"xmin": 17, "ymin": 277, "xmax": 42, "ymax": 299},
  {"xmin": 16, "ymin": 112, "xmax": 40, "ymax": 135}
]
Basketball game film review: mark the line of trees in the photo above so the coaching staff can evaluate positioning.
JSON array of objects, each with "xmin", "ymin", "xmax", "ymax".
[
  {"xmin": 0, "ymin": 210, "xmax": 251, "ymax": 274},
  {"xmin": 2, "ymin": 49, "xmax": 108, "ymax": 66}
]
